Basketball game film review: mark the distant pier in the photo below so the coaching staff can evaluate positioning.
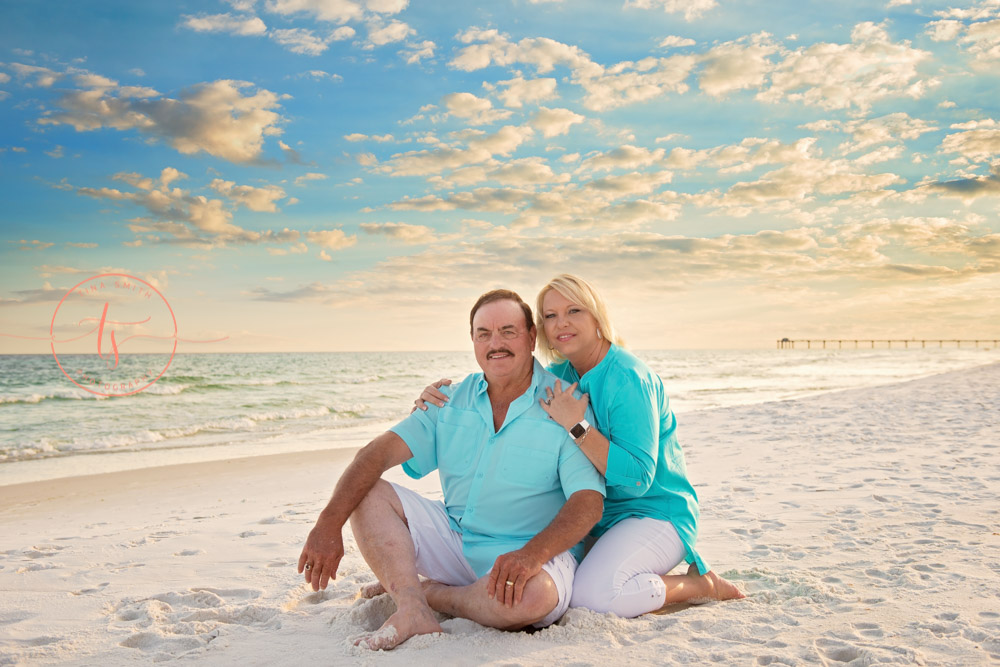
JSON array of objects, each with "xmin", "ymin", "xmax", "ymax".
[{"xmin": 777, "ymin": 338, "xmax": 998, "ymax": 349}]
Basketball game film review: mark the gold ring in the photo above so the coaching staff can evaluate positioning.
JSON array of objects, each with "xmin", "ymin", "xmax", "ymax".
[{"xmin": 505, "ymin": 580, "xmax": 514, "ymax": 586}]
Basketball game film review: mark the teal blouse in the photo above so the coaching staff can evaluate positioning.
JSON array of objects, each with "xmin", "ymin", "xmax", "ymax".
[{"xmin": 548, "ymin": 344, "xmax": 708, "ymax": 574}]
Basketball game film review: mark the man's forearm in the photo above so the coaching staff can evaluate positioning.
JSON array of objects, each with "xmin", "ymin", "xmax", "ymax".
[
  {"xmin": 520, "ymin": 490, "xmax": 603, "ymax": 564},
  {"xmin": 318, "ymin": 431, "xmax": 410, "ymax": 528}
]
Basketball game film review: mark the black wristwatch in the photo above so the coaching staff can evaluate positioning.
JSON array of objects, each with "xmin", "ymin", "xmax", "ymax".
[{"xmin": 569, "ymin": 418, "xmax": 591, "ymax": 439}]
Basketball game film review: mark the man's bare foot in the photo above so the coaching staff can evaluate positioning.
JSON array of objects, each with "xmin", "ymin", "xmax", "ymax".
[
  {"xmin": 360, "ymin": 580, "xmax": 386, "ymax": 599},
  {"xmin": 687, "ymin": 564, "xmax": 746, "ymax": 602},
  {"xmin": 353, "ymin": 605, "xmax": 442, "ymax": 650},
  {"xmin": 360, "ymin": 579, "xmax": 441, "ymax": 600}
]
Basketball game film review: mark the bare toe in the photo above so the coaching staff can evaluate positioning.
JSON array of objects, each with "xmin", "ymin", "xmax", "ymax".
[{"xmin": 360, "ymin": 580, "xmax": 386, "ymax": 599}]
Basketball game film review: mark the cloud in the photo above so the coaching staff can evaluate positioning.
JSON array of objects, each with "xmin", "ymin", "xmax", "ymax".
[
  {"xmin": 209, "ymin": 179, "xmax": 288, "ymax": 211},
  {"xmin": 530, "ymin": 107, "xmax": 585, "ymax": 138},
  {"xmin": 38, "ymin": 78, "xmax": 284, "ymax": 164},
  {"xmin": 698, "ymin": 33, "xmax": 778, "ymax": 98},
  {"xmin": 366, "ymin": 19, "xmax": 415, "ymax": 46},
  {"xmin": 13, "ymin": 239, "xmax": 55, "ymax": 251},
  {"xmin": 925, "ymin": 9, "xmax": 1000, "ymax": 68},
  {"xmin": 45, "ymin": 145, "xmax": 65, "ymax": 158},
  {"xmin": 580, "ymin": 145, "xmax": 666, "ymax": 172},
  {"xmin": 659, "ymin": 36, "xmax": 696, "ymax": 48},
  {"xmin": 305, "ymin": 229, "xmax": 357, "ymax": 249},
  {"xmin": 267, "ymin": 242, "xmax": 309, "ymax": 255},
  {"xmin": 0, "ymin": 73, "xmax": 10, "ymax": 84},
  {"xmin": 379, "ymin": 125, "xmax": 533, "ymax": 176},
  {"xmin": 624, "ymin": 0, "xmax": 717, "ymax": 21},
  {"xmin": 360, "ymin": 221, "xmax": 435, "ymax": 243},
  {"xmin": 271, "ymin": 27, "xmax": 334, "ymax": 55},
  {"xmin": 294, "ymin": 172, "xmax": 328, "ymax": 185},
  {"xmin": 940, "ymin": 119, "xmax": 1000, "ymax": 162},
  {"xmin": 66, "ymin": 242, "xmax": 99, "ymax": 248},
  {"xmin": 182, "ymin": 12, "xmax": 267, "ymax": 35},
  {"xmin": 441, "ymin": 92, "xmax": 513, "ymax": 125},
  {"xmin": 8, "ymin": 63, "xmax": 62, "ymax": 87},
  {"xmin": 264, "ymin": 0, "xmax": 365, "ymax": 23},
  {"xmin": 802, "ymin": 113, "xmax": 938, "ymax": 154},
  {"xmin": 921, "ymin": 165, "xmax": 1000, "ymax": 202},
  {"xmin": 344, "ymin": 132, "xmax": 394, "ymax": 142},
  {"xmin": 759, "ymin": 22, "xmax": 934, "ymax": 111},
  {"xmin": 401, "ymin": 40, "xmax": 436, "ymax": 64},
  {"xmin": 488, "ymin": 76, "xmax": 558, "ymax": 108},
  {"xmin": 73, "ymin": 168, "xmax": 303, "ymax": 247}
]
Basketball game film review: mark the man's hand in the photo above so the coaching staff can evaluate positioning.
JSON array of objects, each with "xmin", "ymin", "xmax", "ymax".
[
  {"xmin": 487, "ymin": 547, "xmax": 544, "ymax": 608},
  {"xmin": 298, "ymin": 516, "xmax": 345, "ymax": 591}
]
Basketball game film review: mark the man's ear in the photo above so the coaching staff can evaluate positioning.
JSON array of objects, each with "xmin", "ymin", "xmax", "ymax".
[{"xmin": 528, "ymin": 326, "xmax": 537, "ymax": 351}]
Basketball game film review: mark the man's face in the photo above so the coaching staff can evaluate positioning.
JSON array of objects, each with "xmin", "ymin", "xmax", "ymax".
[{"xmin": 471, "ymin": 299, "xmax": 536, "ymax": 382}]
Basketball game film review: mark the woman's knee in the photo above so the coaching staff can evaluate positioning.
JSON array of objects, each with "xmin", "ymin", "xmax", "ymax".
[{"xmin": 569, "ymin": 576, "xmax": 617, "ymax": 613}]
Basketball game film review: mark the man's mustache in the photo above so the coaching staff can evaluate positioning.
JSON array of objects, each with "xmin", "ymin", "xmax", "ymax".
[{"xmin": 486, "ymin": 348, "xmax": 515, "ymax": 358}]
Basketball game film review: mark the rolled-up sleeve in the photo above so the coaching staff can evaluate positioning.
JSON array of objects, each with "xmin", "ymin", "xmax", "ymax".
[
  {"xmin": 603, "ymin": 374, "xmax": 659, "ymax": 496},
  {"xmin": 391, "ymin": 402, "xmax": 441, "ymax": 479}
]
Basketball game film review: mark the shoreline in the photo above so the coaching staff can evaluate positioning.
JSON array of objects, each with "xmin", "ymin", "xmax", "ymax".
[{"xmin": 3, "ymin": 355, "xmax": 997, "ymax": 488}]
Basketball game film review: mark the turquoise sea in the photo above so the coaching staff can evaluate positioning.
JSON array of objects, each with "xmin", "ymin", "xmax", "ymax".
[{"xmin": 0, "ymin": 348, "xmax": 995, "ymax": 485}]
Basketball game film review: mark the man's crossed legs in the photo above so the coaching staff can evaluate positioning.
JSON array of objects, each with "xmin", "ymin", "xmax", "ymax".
[{"xmin": 349, "ymin": 480, "xmax": 575, "ymax": 650}]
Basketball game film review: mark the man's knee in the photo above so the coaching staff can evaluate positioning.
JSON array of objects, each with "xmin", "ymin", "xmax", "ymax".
[
  {"xmin": 349, "ymin": 480, "xmax": 406, "ymax": 531},
  {"xmin": 502, "ymin": 572, "xmax": 559, "ymax": 629}
]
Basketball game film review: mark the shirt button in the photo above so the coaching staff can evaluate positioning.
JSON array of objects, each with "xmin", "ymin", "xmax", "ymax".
[{"xmin": 636, "ymin": 482, "xmax": 641, "ymax": 487}]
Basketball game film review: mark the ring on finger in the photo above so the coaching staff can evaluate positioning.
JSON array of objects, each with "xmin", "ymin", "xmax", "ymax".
[
  {"xmin": 505, "ymin": 580, "xmax": 514, "ymax": 586},
  {"xmin": 305, "ymin": 563, "xmax": 313, "ymax": 570}
]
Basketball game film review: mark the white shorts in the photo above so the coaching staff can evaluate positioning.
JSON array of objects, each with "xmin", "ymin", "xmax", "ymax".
[{"xmin": 390, "ymin": 482, "xmax": 576, "ymax": 628}]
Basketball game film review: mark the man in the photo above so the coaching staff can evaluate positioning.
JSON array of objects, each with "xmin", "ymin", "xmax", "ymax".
[{"xmin": 298, "ymin": 289, "xmax": 605, "ymax": 650}]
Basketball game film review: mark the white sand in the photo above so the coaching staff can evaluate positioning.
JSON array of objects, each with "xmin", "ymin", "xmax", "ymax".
[{"xmin": 2, "ymin": 363, "xmax": 998, "ymax": 665}]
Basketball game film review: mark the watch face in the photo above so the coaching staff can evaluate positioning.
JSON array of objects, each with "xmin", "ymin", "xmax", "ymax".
[{"xmin": 570, "ymin": 423, "xmax": 586, "ymax": 438}]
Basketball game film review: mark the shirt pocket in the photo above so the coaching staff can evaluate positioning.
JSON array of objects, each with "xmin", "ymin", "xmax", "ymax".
[
  {"xmin": 437, "ymin": 408, "xmax": 483, "ymax": 474},
  {"xmin": 499, "ymin": 444, "xmax": 559, "ymax": 488}
]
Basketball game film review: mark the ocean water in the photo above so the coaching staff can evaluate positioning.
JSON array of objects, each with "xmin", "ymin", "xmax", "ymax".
[{"xmin": 0, "ymin": 348, "xmax": 996, "ymax": 485}]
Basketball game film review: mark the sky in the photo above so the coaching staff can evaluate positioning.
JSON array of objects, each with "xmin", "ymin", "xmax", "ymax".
[{"xmin": 1, "ymin": 0, "xmax": 999, "ymax": 353}]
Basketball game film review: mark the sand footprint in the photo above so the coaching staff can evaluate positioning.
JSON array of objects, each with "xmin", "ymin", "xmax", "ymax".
[{"xmin": 112, "ymin": 587, "xmax": 276, "ymax": 659}]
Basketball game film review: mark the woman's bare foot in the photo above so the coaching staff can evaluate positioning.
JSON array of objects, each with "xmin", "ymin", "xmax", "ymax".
[
  {"xmin": 686, "ymin": 564, "xmax": 746, "ymax": 602},
  {"xmin": 354, "ymin": 604, "xmax": 442, "ymax": 650},
  {"xmin": 359, "ymin": 580, "xmax": 386, "ymax": 599}
]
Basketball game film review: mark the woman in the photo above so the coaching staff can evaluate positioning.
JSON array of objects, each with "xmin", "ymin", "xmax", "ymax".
[{"xmin": 417, "ymin": 274, "xmax": 743, "ymax": 616}]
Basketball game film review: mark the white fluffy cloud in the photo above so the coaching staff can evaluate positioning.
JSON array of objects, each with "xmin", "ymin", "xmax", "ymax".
[
  {"xmin": 698, "ymin": 33, "xmax": 778, "ymax": 98},
  {"xmin": 759, "ymin": 22, "xmax": 934, "ymax": 111},
  {"xmin": 209, "ymin": 179, "xmax": 287, "ymax": 211},
  {"xmin": 264, "ymin": 0, "xmax": 365, "ymax": 23},
  {"xmin": 489, "ymin": 76, "xmax": 558, "ymax": 108},
  {"xmin": 624, "ymin": 0, "xmax": 717, "ymax": 21},
  {"xmin": 530, "ymin": 107, "xmax": 584, "ymax": 137},
  {"xmin": 271, "ymin": 27, "xmax": 333, "ymax": 55},
  {"xmin": 367, "ymin": 19, "xmax": 414, "ymax": 46},
  {"xmin": 38, "ymin": 78, "xmax": 284, "ymax": 164},
  {"xmin": 182, "ymin": 13, "xmax": 267, "ymax": 35},
  {"xmin": 359, "ymin": 222, "xmax": 435, "ymax": 243},
  {"xmin": 305, "ymin": 229, "xmax": 357, "ymax": 249},
  {"xmin": 940, "ymin": 119, "xmax": 1000, "ymax": 162},
  {"xmin": 442, "ymin": 92, "xmax": 513, "ymax": 125}
]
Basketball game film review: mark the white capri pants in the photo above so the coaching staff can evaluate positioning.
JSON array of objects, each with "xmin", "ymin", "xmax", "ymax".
[
  {"xmin": 390, "ymin": 483, "xmax": 577, "ymax": 628},
  {"xmin": 570, "ymin": 517, "xmax": 687, "ymax": 618}
]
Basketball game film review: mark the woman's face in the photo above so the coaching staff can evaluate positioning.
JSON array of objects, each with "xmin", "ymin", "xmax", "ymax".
[{"xmin": 541, "ymin": 288, "xmax": 600, "ymax": 358}]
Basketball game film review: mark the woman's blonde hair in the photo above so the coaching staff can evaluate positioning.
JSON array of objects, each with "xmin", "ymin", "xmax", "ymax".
[{"xmin": 535, "ymin": 274, "xmax": 625, "ymax": 363}]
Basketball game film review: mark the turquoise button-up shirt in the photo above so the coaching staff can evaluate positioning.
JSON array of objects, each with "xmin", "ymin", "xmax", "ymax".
[
  {"xmin": 548, "ymin": 344, "xmax": 709, "ymax": 574},
  {"xmin": 391, "ymin": 358, "xmax": 605, "ymax": 578}
]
